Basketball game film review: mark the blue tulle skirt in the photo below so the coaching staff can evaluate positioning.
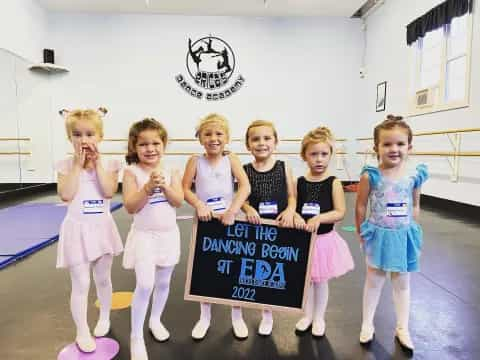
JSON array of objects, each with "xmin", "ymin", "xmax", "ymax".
[{"xmin": 360, "ymin": 220, "xmax": 423, "ymax": 272}]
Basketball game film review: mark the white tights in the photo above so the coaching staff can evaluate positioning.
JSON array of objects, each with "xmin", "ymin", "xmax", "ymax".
[
  {"xmin": 362, "ymin": 266, "xmax": 410, "ymax": 330},
  {"xmin": 69, "ymin": 254, "xmax": 113, "ymax": 337},
  {"xmin": 131, "ymin": 261, "xmax": 174, "ymax": 339},
  {"xmin": 303, "ymin": 281, "xmax": 329, "ymax": 323}
]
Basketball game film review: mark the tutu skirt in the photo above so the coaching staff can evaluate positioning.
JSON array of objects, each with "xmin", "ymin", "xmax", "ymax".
[
  {"xmin": 123, "ymin": 226, "xmax": 180, "ymax": 269},
  {"xmin": 56, "ymin": 215, "xmax": 123, "ymax": 268},
  {"xmin": 360, "ymin": 220, "xmax": 422, "ymax": 272},
  {"xmin": 310, "ymin": 230, "xmax": 354, "ymax": 283}
]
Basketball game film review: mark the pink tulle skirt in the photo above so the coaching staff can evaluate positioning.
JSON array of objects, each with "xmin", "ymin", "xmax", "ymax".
[
  {"xmin": 310, "ymin": 230, "xmax": 354, "ymax": 283},
  {"xmin": 56, "ymin": 215, "xmax": 123, "ymax": 268}
]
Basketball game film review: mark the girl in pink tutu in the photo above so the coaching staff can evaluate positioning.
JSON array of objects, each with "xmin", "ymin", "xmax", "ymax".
[
  {"xmin": 56, "ymin": 108, "xmax": 123, "ymax": 353},
  {"xmin": 122, "ymin": 118, "xmax": 184, "ymax": 360},
  {"xmin": 294, "ymin": 126, "xmax": 354, "ymax": 337}
]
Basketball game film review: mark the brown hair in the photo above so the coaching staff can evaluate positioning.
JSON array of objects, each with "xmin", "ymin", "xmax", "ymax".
[
  {"xmin": 245, "ymin": 120, "xmax": 278, "ymax": 148},
  {"xmin": 60, "ymin": 107, "xmax": 107, "ymax": 140},
  {"xmin": 373, "ymin": 114, "xmax": 413, "ymax": 150},
  {"xmin": 300, "ymin": 126, "xmax": 334, "ymax": 160},
  {"xmin": 195, "ymin": 113, "xmax": 230, "ymax": 141},
  {"xmin": 126, "ymin": 118, "xmax": 168, "ymax": 164}
]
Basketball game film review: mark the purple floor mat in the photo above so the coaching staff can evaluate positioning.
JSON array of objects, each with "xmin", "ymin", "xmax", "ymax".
[{"xmin": 0, "ymin": 202, "xmax": 122, "ymax": 266}]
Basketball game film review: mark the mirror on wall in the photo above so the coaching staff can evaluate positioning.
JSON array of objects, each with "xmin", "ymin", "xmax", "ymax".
[{"xmin": 0, "ymin": 48, "xmax": 52, "ymax": 196}]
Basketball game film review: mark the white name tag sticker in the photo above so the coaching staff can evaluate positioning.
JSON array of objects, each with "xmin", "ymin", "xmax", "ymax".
[
  {"xmin": 301, "ymin": 202, "xmax": 320, "ymax": 216},
  {"xmin": 259, "ymin": 201, "xmax": 278, "ymax": 215},
  {"xmin": 386, "ymin": 202, "xmax": 408, "ymax": 217},
  {"xmin": 149, "ymin": 188, "xmax": 168, "ymax": 205},
  {"xmin": 83, "ymin": 200, "xmax": 105, "ymax": 214},
  {"xmin": 207, "ymin": 196, "xmax": 227, "ymax": 213}
]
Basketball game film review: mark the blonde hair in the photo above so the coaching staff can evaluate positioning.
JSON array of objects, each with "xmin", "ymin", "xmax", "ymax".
[
  {"xmin": 300, "ymin": 126, "xmax": 335, "ymax": 160},
  {"xmin": 245, "ymin": 120, "xmax": 278, "ymax": 148},
  {"xmin": 61, "ymin": 107, "xmax": 107, "ymax": 140},
  {"xmin": 126, "ymin": 118, "xmax": 168, "ymax": 164},
  {"xmin": 195, "ymin": 113, "xmax": 230, "ymax": 141}
]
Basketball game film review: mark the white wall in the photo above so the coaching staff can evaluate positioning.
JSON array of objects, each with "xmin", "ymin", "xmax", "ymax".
[
  {"xmin": 4, "ymin": 1, "xmax": 477, "ymax": 206},
  {"xmin": 362, "ymin": 0, "xmax": 480, "ymax": 206},
  {"xmin": 0, "ymin": 0, "xmax": 48, "ymax": 62},
  {"xmin": 45, "ymin": 14, "xmax": 363, "ymax": 179}
]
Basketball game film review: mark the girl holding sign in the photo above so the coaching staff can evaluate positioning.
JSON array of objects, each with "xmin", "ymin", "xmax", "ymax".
[
  {"xmin": 183, "ymin": 113, "xmax": 251, "ymax": 340},
  {"xmin": 122, "ymin": 118, "xmax": 184, "ymax": 360},
  {"xmin": 294, "ymin": 126, "xmax": 354, "ymax": 337},
  {"xmin": 56, "ymin": 108, "xmax": 123, "ymax": 352},
  {"xmin": 242, "ymin": 120, "xmax": 297, "ymax": 336},
  {"xmin": 355, "ymin": 116, "xmax": 428, "ymax": 352}
]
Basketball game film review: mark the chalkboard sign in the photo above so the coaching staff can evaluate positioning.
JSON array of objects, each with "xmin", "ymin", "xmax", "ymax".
[{"xmin": 184, "ymin": 216, "xmax": 314, "ymax": 312}]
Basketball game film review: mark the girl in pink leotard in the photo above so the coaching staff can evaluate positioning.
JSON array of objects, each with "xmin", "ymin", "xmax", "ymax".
[
  {"xmin": 56, "ymin": 107, "xmax": 123, "ymax": 353},
  {"xmin": 122, "ymin": 118, "xmax": 184, "ymax": 360}
]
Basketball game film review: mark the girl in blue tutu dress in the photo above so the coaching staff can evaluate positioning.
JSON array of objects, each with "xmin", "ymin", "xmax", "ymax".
[{"xmin": 355, "ymin": 115, "xmax": 428, "ymax": 353}]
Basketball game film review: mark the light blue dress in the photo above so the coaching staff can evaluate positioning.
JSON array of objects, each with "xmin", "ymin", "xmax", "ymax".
[{"xmin": 360, "ymin": 164, "xmax": 429, "ymax": 272}]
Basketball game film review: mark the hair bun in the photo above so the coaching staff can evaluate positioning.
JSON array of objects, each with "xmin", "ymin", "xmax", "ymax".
[
  {"xmin": 59, "ymin": 109, "xmax": 70, "ymax": 117},
  {"xmin": 312, "ymin": 126, "xmax": 334, "ymax": 140},
  {"xmin": 98, "ymin": 107, "xmax": 108, "ymax": 116},
  {"xmin": 386, "ymin": 114, "xmax": 403, "ymax": 121}
]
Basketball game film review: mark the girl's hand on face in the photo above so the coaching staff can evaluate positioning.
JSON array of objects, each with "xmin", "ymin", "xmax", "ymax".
[
  {"xmin": 73, "ymin": 143, "xmax": 86, "ymax": 168},
  {"xmin": 196, "ymin": 202, "xmax": 213, "ymax": 222},
  {"xmin": 293, "ymin": 213, "xmax": 306, "ymax": 230},
  {"xmin": 305, "ymin": 216, "xmax": 321, "ymax": 233},
  {"xmin": 219, "ymin": 209, "xmax": 236, "ymax": 226},
  {"xmin": 276, "ymin": 209, "xmax": 295, "ymax": 228},
  {"xmin": 87, "ymin": 143, "xmax": 100, "ymax": 165},
  {"xmin": 245, "ymin": 207, "xmax": 261, "ymax": 225}
]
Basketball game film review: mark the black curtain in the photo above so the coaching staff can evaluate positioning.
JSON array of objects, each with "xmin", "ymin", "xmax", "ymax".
[{"xmin": 406, "ymin": 0, "xmax": 473, "ymax": 45}]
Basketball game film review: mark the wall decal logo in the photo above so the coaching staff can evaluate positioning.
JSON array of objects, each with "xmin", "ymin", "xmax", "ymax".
[{"xmin": 176, "ymin": 36, "xmax": 245, "ymax": 101}]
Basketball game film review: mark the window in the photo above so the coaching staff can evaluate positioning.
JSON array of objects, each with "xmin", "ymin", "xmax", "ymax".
[{"xmin": 408, "ymin": 13, "xmax": 472, "ymax": 115}]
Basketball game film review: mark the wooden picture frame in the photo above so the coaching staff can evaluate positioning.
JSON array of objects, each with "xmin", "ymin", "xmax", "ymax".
[
  {"xmin": 376, "ymin": 81, "xmax": 387, "ymax": 112},
  {"xmin": 184, "ymin": 215, "xmax": 315, "ymax": 313}
]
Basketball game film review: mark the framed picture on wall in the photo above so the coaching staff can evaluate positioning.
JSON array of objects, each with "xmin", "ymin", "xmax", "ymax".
[{"xmin": 376, "ymin": 81, "xmax": 387, "ymax": 112}]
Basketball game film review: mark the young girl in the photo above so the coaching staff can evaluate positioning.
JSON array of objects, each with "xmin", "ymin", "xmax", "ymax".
[
  {"xmin": 242, "ymin": 120, "xmax": 296, "ymax": 336},
  {"xmin": 56, "ymin": 108, "xmax": 123, "ymax": 353},
  {"xmin": 356, "ymin": 115, "xmax": 428, "ymax": 353},
  {"xmin": 182, "ymin": 113, "xmax": 251, "ymax": 340},
  {"xmin": 294, "ymin": 126, "xmax": 354, "ymax": 337},
  {"xmin": 122, "ymin": 118, "xmax": 183, "ymax": 360}
]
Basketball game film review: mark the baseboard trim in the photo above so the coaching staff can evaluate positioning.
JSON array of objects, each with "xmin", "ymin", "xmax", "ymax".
[
  {"xmin": 0, "ymin": 183, "xmax": 56, "ymax": 202},
  {"xmin": 421, "ymin": 194, "xmax": 479, "ymax": 223}
]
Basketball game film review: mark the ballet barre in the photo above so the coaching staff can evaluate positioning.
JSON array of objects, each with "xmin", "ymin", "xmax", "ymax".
[
  {"xmin": 103, "ymin": 138, "xmax": 347, "ymax": 142},
  {"xmin": 0, "ymin": 137, "xmax": 31, "ymax": 141},
  {"xmin": 74, "ymin": 151, "xmax": 348, "ymax": 156},
  {"xmin": 0, "ymin": 152, "xmax": 31, "ymax": 155},
  {"xmin": 356, "ymin": 128, "xmax": 480, "ymax": 182}
]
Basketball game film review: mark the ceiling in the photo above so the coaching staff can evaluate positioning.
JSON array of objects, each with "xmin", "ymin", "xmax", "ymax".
[{"xmin": 36, "ymin": 0, "xmax": 367, "ymax": 17}]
